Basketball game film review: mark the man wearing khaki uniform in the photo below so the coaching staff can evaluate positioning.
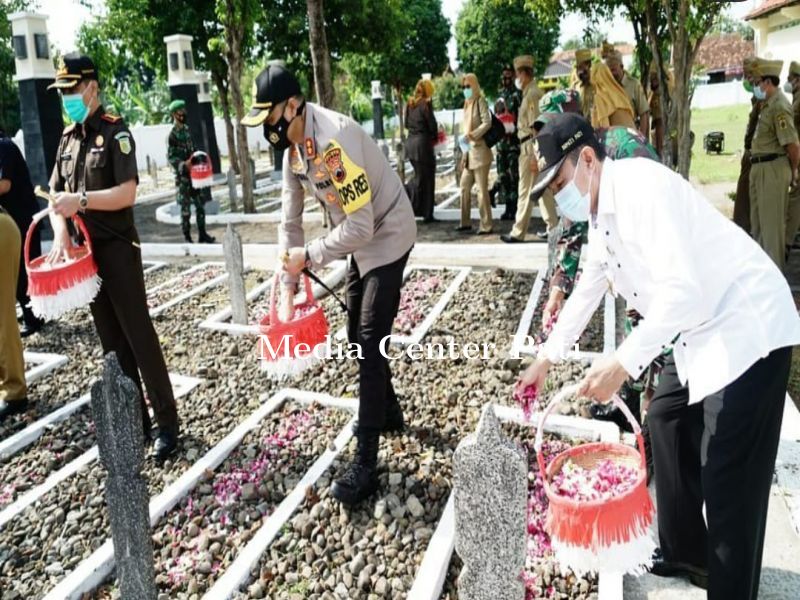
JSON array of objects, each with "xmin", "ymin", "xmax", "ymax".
[
  {"xmin": 502, "ymin": 55, "xmax": 557, "ymax": 243},
  {"xmin": 242, "ymin": 64, "xmax": 416, "ymax": 506},
  {"xmin": 749, "ymin": 59, "xmax": 800, "ymax": 270},
  {"xmin": 785, "ymin": 61, "xmax": 800, "ymax": 257},
  {"xmin": 573, "ymin": 48, "xmax": 594, "ymax": 121},
  {"xmin": 606, "ymin": 50, "xmax": 650, "ymax": 140}
]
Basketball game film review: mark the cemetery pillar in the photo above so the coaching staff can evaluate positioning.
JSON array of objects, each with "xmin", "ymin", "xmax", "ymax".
[
  {"xmin": 371, "ymin": 80, "xmax": 384, "ymax": 140},
  {"xmin": 163, "ymin": 35, "xmax": 205, "ymax": 161},
  {"xmin": 195, "ymin": 71, "xmax": 221, "ymax": 174},
  {"xmin": 8, "ymin": 12, "xmax": 63, "ymax": 191}
]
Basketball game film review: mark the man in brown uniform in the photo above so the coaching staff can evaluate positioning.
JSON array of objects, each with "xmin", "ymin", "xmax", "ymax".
[
  {"xmin": 47, "ymin": 54, "xmax": 179, "ymax": 460},
  {"xmin": 784, "ymin": 61, "xmax": 800, "ymax": 257},
  {"xmin": 734, "ymin": 57, "xmax": 763, "ymax": 233},
  {"xmin": 606, "ymin": 50, "xmax": 650, "ymax": 140},
  {"xmin": 502, "ymin": 55, "xmax": 557, "ymax": 242},
  {"xmin": 749, "ymin": 58, "xmax": 800, "ymax": 270}
]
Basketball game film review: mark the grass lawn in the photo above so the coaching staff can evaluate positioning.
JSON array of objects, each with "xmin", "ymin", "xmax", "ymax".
[{"xmin": 689, "ymin": 104, "xmax": 750, "ymax": 185}]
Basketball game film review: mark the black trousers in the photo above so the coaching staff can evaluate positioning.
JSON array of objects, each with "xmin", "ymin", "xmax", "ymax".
[
  {"xmin": 648, "ymin": 347, "xmax": 791, "ymax": 600},
  {"xmin": 345, "ymin": 249, "xmax": 410, "ymax": 433},
  {"xmin": 408, "ymin": 158, "xmax": 436, "ymax": 221},
  {"xmin": 90, "ymin": 237, "xmax": 179, "ymax": 436},
  {"xmin": 13, "ymin": 217, "xmax": 39, "ymax": 325}
]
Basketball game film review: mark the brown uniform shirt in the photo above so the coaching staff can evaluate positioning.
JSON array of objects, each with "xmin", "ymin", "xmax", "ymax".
[
  {"xmin": 744, "ymin": 97, "xmax": 764, "ymax": 152},
  {"xmin": 751, "ymin": 91, "xmax": 798, "ymax": 157},
  {"xmin": 621, "ymin": 73, "xmax": 650, "ymax": 120},
  {"xmin": 49, "ymin": 106, "xmax": 139, "ymax": 241}
]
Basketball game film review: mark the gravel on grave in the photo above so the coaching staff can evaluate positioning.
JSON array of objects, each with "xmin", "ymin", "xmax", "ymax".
[
  {"xmin": 147, "ymin": 264, "xmax": 226, "ymax": 309},
  {"xmin": 0, "ymin": 266, "xmax": 607, "ymax": 600},
  {"xmin": 528, "ymin": 283, "xmax": 606, "ymax": 354},
  {"xmin": 92, "ymin": 401, "xmax": 352, "ymax": 599}
]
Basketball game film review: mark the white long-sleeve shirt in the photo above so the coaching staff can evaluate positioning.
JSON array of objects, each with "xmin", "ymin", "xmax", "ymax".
[{"xmin": 541, "ymin": 157, "xmax": 800, "ymax": 404}]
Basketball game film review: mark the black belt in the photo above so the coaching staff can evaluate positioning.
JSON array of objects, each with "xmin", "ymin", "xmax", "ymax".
[
  {"xmin": 519, "ymin": 134, "xmax": 533, "ymax": 145},
  {"xmin": 750, "ymin": 153, "xmax": 783, "ymax": 164}
]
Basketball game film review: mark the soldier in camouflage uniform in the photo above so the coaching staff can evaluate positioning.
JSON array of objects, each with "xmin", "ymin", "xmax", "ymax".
[
  {"xmin": 167, "ymin": 99, "xmax": 215, "ymax": 243},
  {"xmin": 497, "ymin": 66, "xmax": 522, "ymax": 220}
]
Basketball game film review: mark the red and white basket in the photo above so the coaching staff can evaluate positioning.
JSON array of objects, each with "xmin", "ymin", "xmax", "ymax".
[
  {"xmin": 256, "ymin": 272, "xmax": 330, "ymax": 379},
  {"xmin": 189, "ymin": 151, "xmax": 213, "ymax": 189},
  {"xmin": 535, "ymin": 383, "xmax": 655, "ymax": 575},
  {"xmin": 25, "ymin": 208, "xmax": 101, "ymax": 320},
  {"xmin": 433, "ymin": 127, "xmax": 449, "ymax": 154}
]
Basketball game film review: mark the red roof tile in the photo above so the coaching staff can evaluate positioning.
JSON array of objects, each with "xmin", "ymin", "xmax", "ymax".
[
  {"xmin": 694, "ymin": 34, "xmax": 755, "ymax": 75},
  {"xmin": 745, "ymin": 0, "xmax": 799, "ymax": 20}
]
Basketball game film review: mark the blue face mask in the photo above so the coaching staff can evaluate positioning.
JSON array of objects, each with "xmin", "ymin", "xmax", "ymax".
[
  {"xmin": 463, "ymin": 87, "xmax": 473, "ymax": 100},
  {"xmin": 753, "ymin": 85, "xmax": 767, "ymax": 101},
  {"xmin": 62, "ymin": 89, "xmax": 90, "ymax": 124},
  {"xmin": 554, "ymin": 156, "xmax": 593, "ymax": 222}
]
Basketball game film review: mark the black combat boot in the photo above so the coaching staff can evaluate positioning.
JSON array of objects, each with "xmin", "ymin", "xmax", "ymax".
[
  {"xmin": 331, "ymin": 432, "xmax": 380, "ymax": 505},
  {"xmin": 183, "ymin": 228, "xmax": 193, "ymax": 243},
  {"xmin": 198, "ymin": 228, "xmax": 216, "ymax": 244},
  {"xmin": 351, "ymin": 402, "xmax": 404, "ymax": 436}
]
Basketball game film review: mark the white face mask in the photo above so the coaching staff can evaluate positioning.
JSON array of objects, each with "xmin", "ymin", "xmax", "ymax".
[
  {"xmin": 554, "ymin": 153, "xmax": 594, "ymax": 222},
  {"xmin": 514, "ymin": 77, "xmax": 522, "ymax": 90}
]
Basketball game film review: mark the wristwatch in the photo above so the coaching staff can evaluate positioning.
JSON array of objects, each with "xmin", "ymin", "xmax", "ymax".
[{"xmin": 79, "ymin": 191, "xmax": 89, "ymax": 212}]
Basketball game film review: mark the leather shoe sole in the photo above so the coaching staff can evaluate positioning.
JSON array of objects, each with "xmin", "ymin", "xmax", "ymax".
[
  {"xmin": 330, "ymin": 476, "xmax": 379, "ymax": 505},
  {"xmin": 649, "ymin": 560, "xmax": 708, "ymax": 590},
  {"xmin": 500, "ymin": 234, "xmax": 523, "ymax": 244}
]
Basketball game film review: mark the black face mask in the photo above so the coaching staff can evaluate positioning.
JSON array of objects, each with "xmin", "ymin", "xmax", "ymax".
[
  {"xmin": 502, "ymin": 77, "xmax": 512, "ymax": 87},
  {"xmin": 175, "ymin": 112, "xmax": 186, "ymax": 123},
  {"xmin": 264, "ymin": 101, "xmax": 305, "ymax": 151}
]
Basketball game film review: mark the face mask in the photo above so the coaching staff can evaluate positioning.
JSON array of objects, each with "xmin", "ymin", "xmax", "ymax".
[
  {"xmin": 264, "ymin": 101, "xmax": 304, "ymax": 151},
  {"xmin": 502, "ymin": 77, "xmax": 512, "ymax": 87},
  {"xmin": 753, "ymin": 85, "xmax": 767, "ymax": 101},
  {"xmin": 784, "ymin": 81, "xmax": 795, "ymax": 94},
  {"xmin": 743, "ymin": 80, "xmax": 753, "ymax": 94},
  {"xmin": 463, "ymin": 87, "xmax": 473, "ymax": 100},
  {"xmin": 515, "ymin": 78, "xmax": 522, "ymax": 90},
  {"xmin": 62, "ymin": 87, "xmax": 90, "ymax": 124},
  {"xmin": 554, "ymin": 154, "xmax": 593, "ymax": 222}
]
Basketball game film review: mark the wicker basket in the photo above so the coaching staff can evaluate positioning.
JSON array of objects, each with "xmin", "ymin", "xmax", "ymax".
[
  {"xmin": 256, "ymin": 271, "xmax": 330, "ymax": 379},
  {"xmin": 534, "ymin": 383, "xmax": 655, "ymax": 575}
]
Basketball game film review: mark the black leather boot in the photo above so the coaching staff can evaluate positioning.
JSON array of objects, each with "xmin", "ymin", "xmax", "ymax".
[
  {"xmin": 198, "ymin": 228, "xmax": 216, "ymax": 243},
  {"xmin": 0, "ymin": 398, "xmax": 29, "ymax": 422},
  {"xmin": 331, "ymin": 432, "xmax": 380, "ymax": 505},
  {"xmin": 351, "ymin": 402, "xmax": 404, "ymax": 436},
  {"xmin": 183, "ymin": 230, "xmax": 193, "ymax": 243}
]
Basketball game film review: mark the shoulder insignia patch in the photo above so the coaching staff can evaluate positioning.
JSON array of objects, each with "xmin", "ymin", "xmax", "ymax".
[
  {"xmin": 323, "ymin": 140, "xmax": 371, "ymax": 215},
  {"xmin": 101, "ymin": 113, "xmax": 122, "ymax": 123},
  {"xmin": 115, "ymin": 131, "xmax": 132, "ymax": 155},
  {"xmin": 778, "ymin": 115, "xmax": 788, "ymax": 130}
]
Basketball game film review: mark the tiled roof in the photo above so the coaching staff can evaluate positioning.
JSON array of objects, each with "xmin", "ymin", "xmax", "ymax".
[
  {"xmin": 543, "ymin": 60, "xmax": 573, "ymax": 79},
  {"xmin": 745, "ymin": 0, "xmax": 799, "ymax": 20},
  {"xmin": 551, "ymin": 44, "xmax": 635, "ymax": 64},
  {"xmin": 694, "ymin": 34, "xmax": 755, "ymax": 75}
]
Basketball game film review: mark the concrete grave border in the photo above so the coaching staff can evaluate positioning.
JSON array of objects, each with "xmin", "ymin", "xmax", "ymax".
[
  {"xmin": 408, "ymin": 401, "xmax": 623, "ymax": 600},
  {"xmin": 42, "ymin": 388, "xmax": 356, "ymax": 600},
  {"xmin": 198, "ymin": 262, "xmax": 348, "ymax": 336},
  {"xmin": 0, "ymin": 374, "xmax": 200, "ymax": 463},
  {"xmin": 148, "ymin": 261, "xmax": 231, "ymax": 317},
  {"xmin": 23, "ymin": 351, "xmax": 68, "ymax": 386},
  {"xmin": 0, "ymin": 374, "xmax": 202, "ymax": 530},
  {"xmin": 141, "ymin": 260, "xmax": 167, "ymax": 276}
]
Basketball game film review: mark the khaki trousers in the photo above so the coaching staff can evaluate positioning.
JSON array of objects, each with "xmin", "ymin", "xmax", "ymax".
[
  {"xmin": 511, "ymin": 153, "xmax": 558, "ymax": 240},
  {"xmin": 0, "ymin": 213, "xmax": 26, "ymax": 402},
  {"xmin": 460, "ymin": 164, "xmax": 493, "ymax": 232},
  {"xmin": 750, "ymin": 158, "xmax": 791, "ymax": 270}
]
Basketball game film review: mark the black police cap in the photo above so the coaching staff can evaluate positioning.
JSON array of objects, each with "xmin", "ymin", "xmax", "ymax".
[
  {"xmin": 48, "ymin": 52, "xmax": 99, "ymax": 90},
  {"xmin": 241, "ymin": 64, "xmax": 302, "ymax": 127}
]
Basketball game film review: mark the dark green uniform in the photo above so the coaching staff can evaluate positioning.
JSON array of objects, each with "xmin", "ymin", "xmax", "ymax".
[
  {"xmin": 168, "ymin": 123, "xmax": 206, "ymax": 239},
  {"xmin": 497, "ymin": 86, "xmax": 522, "ymax": 216},
  {"xmin": 49, "ymin": 107, "xmax": 179, "ymax": 437}
]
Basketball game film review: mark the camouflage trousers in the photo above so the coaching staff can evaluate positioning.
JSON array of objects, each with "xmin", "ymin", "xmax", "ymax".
[
  {"xmin": 496, "ymin": 147, "xmax": 519, "ymax": 212},
  {"xmin": 177, "ymin": 178, "xmax": 206, "ymax": 236},
  {"xmin": 620, "ymin": 308, "xmax": 670, "ymax": 419}
]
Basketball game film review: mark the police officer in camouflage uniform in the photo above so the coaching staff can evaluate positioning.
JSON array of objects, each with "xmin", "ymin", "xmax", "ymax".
[
  {"xmin": 497, "ymin": 66, "xmax": 521, "ymax": 220},
  {"xmin": 168, "ymin": 99, "xmax": 215, "ymax": 244}
]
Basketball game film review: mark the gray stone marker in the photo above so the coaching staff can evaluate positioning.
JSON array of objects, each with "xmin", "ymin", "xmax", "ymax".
[
  {"xmin": 453, "ymin": 403, "xmax": 527, "ymax": 600},
  {"xmin": 91, "ymin": 352, "xmax": 157, "ymax": 600},
  {"xmin": 223, "ymin": 223, "xmax": 248, "ymax": 324},
  {"xmin": 227, "ymin": 167, "xmax": 238, "ymax": 212}
]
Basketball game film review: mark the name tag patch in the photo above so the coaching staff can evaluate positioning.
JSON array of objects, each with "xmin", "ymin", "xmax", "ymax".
[{"xmin": 323, "ymin": 140, "xmax": 371, "ymax": 215}]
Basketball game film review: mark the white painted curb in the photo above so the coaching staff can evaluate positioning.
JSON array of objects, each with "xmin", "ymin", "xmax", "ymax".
[{"xmin": 23, "ymin": 352, "xmax": 68, "ymax": 386}]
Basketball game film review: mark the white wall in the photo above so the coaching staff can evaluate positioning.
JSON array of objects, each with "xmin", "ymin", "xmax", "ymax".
[
  {"xmin": 691, "ymin": 80, "xmax": 752, "ymax": 109},
  {"xmin": 758, "ymin": 24, "xmax": 800, "ymax": 83}
]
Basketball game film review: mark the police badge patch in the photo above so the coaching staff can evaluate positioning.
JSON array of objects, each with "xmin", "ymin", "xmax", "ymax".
[
  {"xmin": 269, "ymin": 132, "xmax": 280, "ymax": 144},
  {"xmin": 323, "ymin": 147, "xmax": 346, "ymax": 183},
  {"xmin": 115, "ymin": 132, "xmax": 132, "ymax": 155}
]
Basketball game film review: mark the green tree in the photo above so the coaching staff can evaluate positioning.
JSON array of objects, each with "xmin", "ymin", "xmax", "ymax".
[
  {"xmin": 456, "ymin": 0, "xmax": 560, "ymax": 96},
  {"xmin": 709, "ymin": 12, "xmax": 754, "ymax": 40},
  {"xmin": 0, "ymin": 0, "xmax": 32, "ymax": 135},
  {"xmin": 433, "ymin": 74, "xmax": 463, "ymax": 111},
  {"xmin": 342, "ymin": 0, "xmax": 450, "ymax": 180}
]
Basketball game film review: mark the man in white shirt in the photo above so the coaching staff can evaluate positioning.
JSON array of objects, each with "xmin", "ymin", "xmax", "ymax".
[{"xmin": 518, "ymin": 113, "xmax": 800, "ymax": 599}]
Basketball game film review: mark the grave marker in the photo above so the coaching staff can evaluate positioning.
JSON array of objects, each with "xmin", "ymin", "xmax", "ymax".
[{"xmin": 223, "ymin": 224, "xmax": 247, "ymax": 324}]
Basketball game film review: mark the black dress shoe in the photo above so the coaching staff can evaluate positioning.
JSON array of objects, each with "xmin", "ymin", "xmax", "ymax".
[
  {"xmin": 500, "ymin": 234, "xmax": 523, "ymax": 244},
  {"xmin": 183, "ymin": 233, "xmax": 194, "ymax": 244},
  {"xmin": 422, "ymin": 216, "xmax": 439, "ymax": 223},
  {"xmin": 648, "ymin": 551, "xmax": 708, "ymax": 590},
  {"xmin": 153, "ymin": 430, "xmax": 179, "ymax": 461},
  {"xmin": 500, "ymin": 213, "xmax": 514, "ymax": 221},
  {"xmin": 331, "ymin": 433, "xmax": 380, "ymax": 505},
  {"xmin": 0, "ymin": 398, "xmax": 30, "ymax": 422},
  {"xmin": 454, "ymin": 225, "xmax": 472, "ymax": 233},
  {"xmin": 19, "ymin": 319, "xmax": 43, "ymax": 338},
  {"xmin": 352, "ymin": 404, "xmax": 405, "ymax": 436}
]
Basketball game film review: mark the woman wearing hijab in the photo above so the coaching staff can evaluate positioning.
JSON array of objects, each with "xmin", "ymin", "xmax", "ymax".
[
  {"xmin": 404, "ymin": 79, "xmax": 438, "ymax": 223},
  {"xmin": 590, "ymin": 62, "xmax": 636, "ymax": 129},
  {"xmin": 456, "ymin": 73, "xmax": 494, "ymax": 234}
]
